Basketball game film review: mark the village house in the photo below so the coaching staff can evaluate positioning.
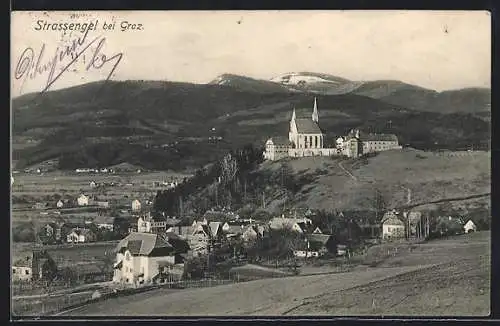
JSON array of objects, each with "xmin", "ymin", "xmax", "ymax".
[
  {"xmin": 112, "ymin": 232, "xmax": 190, "ymax": 286},
  {"xmin": 293, "ymin": 234, "xmax": 336, "ymax": 258},
  {"xmin": 187, "ymin": 220, "xmax": 225, "ymax": 256},
  {"xmin": 67, "ymin": 228, "xmax": 97, "ymax": 243},
  {"xmin": 32, "ymin": 202, "xmax": 48, "ymax": 210},
  {"xmin": 56, "ymin": 200, "xmax": 64, "ymax": 208},
  {"xmin": 166, "ymin": 225, "xmax": 193, "ymax": 238},
  {"xmin": 93, "ymin": 215, "xmax": 115, "ymax": 231},
  {"xmin": 242, "ymin": 224, "xmax": 269, "ymax": 245},
  {"xmin": 268, "ymin": 216, "xmax": 314, "ymax": 233},
  {"xmin": 39, "ymin": 222, "xmax": 62, "ymax": 244},
  {"xmin": 381, "ymin": 210, "xmax": 405, "ymax": 240},
  {"xmin": 12, "ymin": 250, "xmax": 57, "ymax": 282},
  {"xmin": 77, "ymin": 194, "xmax": 89, "ymax": 206},
  {"xmin": 222, "ymin": 222, "xmax": 247, "ymax": 239},
  {"xmin": 137, "ymin": 213, "xmax": 183, "ymax": 234},
  {"xmin": 90, "ymin": 181, "xmax": 98, "ymax": 188},
  {"xmin": 464, "ymin": 219, "xmax": 477, "ymax": 233},
  {"xmin": 131, "ymin": 199, "xmax": 142, "ymax": 212}
]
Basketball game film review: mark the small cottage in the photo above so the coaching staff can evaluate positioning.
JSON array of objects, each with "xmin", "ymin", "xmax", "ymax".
[
  {"xmin": 12, "ymin": 250, "xmax": 57, "ymax": 282},
  {"xmin": 293, "ymin": 234, "xmax": 336, "ymax": 258},
  {"xmin": 77, "ymin": 194, "xmax": 89, "ymax": 206},
  {"xmin": 382, "ymin": 211, "xmax": 405, "ymax": 240},
  {"xmin": 67, "ymin": 228, "xmax": 96, "ymax": 243},
  {"xmin": 464, "ymin": 219, "xmax": 477, "ymax": 233},
  {"xmin": 56, "ymin": 200, "xmax": 64, "ymax": 208}
]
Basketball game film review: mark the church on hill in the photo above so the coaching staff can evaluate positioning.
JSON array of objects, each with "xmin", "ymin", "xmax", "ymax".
[{"xmin": 263, "ymin": 98, "xmax": 402, "ymax": 161}]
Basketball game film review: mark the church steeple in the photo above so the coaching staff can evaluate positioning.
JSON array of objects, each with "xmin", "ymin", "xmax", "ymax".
[
  {"xmin": 291, "ymin": 107, "xmax": 296, "ymax": 121},
  {"xmin": 312, "ymin": 97, "xmax": 319, "ymax": 123}
]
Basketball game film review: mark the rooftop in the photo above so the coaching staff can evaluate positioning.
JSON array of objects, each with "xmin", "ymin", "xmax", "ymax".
[{"xmin": 294, "ymin": 118, "xmax": 323, "ymax": 134}]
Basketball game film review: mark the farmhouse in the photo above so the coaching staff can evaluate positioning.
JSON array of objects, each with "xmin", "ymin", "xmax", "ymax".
[
  {"xmin": 12, "ymin": 250, "xmax": 57, "ymax": 282},
  {"xmin": 56, "ymin": 200, "xmax": 64, "ymax": 208},
  {"xmin": 464, "ymin": 219, "xmax": 477, "ymax": 233},
  {"xmin": 67, "ymin": 228, "xmax": 97, "ymax": 243},
  {"xmin": 293, "ymin": 234, "xmax": 336, "ymax": 258},
  {"xmin": 93, "ymin": 215, "xmax": 115, "ymax": 230},
  {"xmin": 381, "ymin": 210, "xmax": 405, "ymax": 240},
  {"xmin": 242, "ymin": 224, "xmax": 269, "ymax": 244},
  {"xmin": 137, "ymin": 213, "xmax": 183, "ymax": 234},
  {"xmin": 188, "ymin": 221, "xmax": 225, "ymax": 255},
  {"xmin": 112, "ymin": 232, "xmax": 190, "ymax": 286},
  {"xmin": 263, "ymin": 98, "xmax": 401, "ymax": 160},
  {"xmin": 77, "ymin": 194, "xmax": 89, "ymax": 206}
]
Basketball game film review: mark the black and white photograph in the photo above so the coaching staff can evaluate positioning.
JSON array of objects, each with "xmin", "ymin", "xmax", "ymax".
[{"xmin": 11, "ymin": 10, "xmax": 491, "ymax": 318}]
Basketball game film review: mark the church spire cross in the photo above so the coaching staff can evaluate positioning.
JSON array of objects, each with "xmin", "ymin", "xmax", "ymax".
[{"xmin": 312, "ymin": 97, "xmax": 319, "ymax": 122}]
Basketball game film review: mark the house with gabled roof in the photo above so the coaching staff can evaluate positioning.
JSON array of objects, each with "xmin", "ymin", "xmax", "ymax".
[
  {"xmin": 293, "ymin": 233, "xmax": 336, "ymax": 258},
  {"xmin": 381, "ymin": 210, "xmax": 405, "ymax": 240},
  {"xmin": 67, "ymin": 228, "xmax": 96, "ymax": 243},
  {"xmin": 464, "ymin": 219, "xmax": 477, "ymax": 233},
  {"xmin": 112, "ymin": 232, "xmax": 190, "ymax": 285},
  {"xmin": 12, "ymin": 250, "xmax": 57, "ymax": 282}
]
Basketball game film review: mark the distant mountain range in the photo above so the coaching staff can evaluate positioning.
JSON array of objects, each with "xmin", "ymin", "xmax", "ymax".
[
  {"xmin": 211, "ymin": 72, "xmax": 491, "ymax": 115},
  {"xmin": 12, "ymin": 72, "xmax": 490, "ymax": 171}
]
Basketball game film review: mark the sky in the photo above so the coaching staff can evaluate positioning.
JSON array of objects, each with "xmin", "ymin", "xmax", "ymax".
[{"xmin": 11, "ymin": 10, "xmax": 491, "ymax": 96}]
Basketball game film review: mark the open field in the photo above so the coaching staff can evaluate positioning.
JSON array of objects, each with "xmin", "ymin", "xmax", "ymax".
[
  {"xmin": 59, "ymin": 231, "xmax": 490, "ymax": 317},
  {"xmin": 12, "ymin": 171, "xmax": 190, "ymax": 199},
  {"xmin": 11, "ymin": 171, "xmax": 191, "ymax": 227}
]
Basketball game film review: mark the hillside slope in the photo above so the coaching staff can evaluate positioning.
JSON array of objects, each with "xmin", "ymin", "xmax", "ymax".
[{"xmin": 249, "ymin": 149, "xmax": 490, "ymax": 213}]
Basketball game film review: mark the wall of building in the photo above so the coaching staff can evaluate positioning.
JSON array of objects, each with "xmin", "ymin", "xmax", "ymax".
[
  {"xmin": 288, "ymin": 148, "xmax": 338, "ymax": 158},
  {"xmin": 363, "ymin": 141, "xmax": 401, "ymax": 154},
  {"xmin": 382, "ymin": 224, "xmax": 405, "ymax": 239},
  {"xmin": 12, "ymin": 266, "xmax": 32, "ymax": 281}
]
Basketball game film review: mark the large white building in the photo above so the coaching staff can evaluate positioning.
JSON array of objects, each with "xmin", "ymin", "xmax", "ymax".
[
  {"xmin": 263, "ymin": 98, "xmax": 401, "ymax": 160},
  {"xmin": 112, "ymin": 232, "xmax": 189, "ymax": 286}
]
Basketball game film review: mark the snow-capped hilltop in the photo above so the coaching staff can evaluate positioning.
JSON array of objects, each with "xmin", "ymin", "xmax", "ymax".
[
  {"xmin": 209, "ymin": 74, "xmax": 292, "ymax": 93},
  {"xmin": 270, "ymin": 72, "xmax": 364, "ymax": 95},
  {"xmin": 270, "ymin": 72, "xmax": 351, "ymax": 86}
]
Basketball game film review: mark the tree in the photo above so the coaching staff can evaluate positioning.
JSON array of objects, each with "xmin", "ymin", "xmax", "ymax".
[
  {"xmin": 220, "ymin": 153, "xmax": 238, "ymax": 186},
  {"xmin": 373, "ymin": 188, "xmax": 387, "ymax": 222}
]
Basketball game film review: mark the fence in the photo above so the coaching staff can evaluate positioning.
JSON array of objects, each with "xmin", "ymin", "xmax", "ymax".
[
  {"xmin": 12, "ymin": 280, "xmax": 72, "ymax": 296},
  {"xmin": 13, "ymin": 266, "xmax": 297, "ymax": 317},
  {"xmin": 12, "ymin": 289, "xmax": 112, "ymax": 316}
]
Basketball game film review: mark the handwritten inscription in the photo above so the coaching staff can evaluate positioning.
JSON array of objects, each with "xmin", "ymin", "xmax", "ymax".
[{"xmin": 14, "ymin": 28, "xmax": 123, "ymax": 94}]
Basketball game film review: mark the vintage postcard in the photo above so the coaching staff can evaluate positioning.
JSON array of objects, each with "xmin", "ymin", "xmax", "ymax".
[{"xmin": 11, "ymin": 10, "xmax": 491, "ymax": 318}]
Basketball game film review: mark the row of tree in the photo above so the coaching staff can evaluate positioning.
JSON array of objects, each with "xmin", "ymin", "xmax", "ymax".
[{"xmin": 153, "ymin": 144, "xmax": 264, "ymax": 216}]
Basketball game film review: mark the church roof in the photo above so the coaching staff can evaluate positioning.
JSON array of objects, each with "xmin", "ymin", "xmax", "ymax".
[
  {"xmin": 295, "ymin": 119, "xmax": 322, "ymax": 134},
  {"xmin": 268, "ymin": 136, "xmax": 292, "ymax": 146}
]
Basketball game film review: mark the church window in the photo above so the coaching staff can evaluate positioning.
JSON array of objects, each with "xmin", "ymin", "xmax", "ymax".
[{"xmin": 315, "ymin": 136, "xmax": 318, "ymax": 148}]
